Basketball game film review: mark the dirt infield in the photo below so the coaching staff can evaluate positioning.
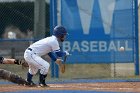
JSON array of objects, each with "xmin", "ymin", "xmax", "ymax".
[{"xmin": 0, "ymin": 82, "xmax": 140, "ymax": 92}]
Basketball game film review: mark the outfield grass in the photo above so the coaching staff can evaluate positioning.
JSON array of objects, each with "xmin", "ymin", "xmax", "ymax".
[
  {"xmin": 0, "ymin": 64, "xmax": 110, "ymax": 80},
  {"xmin": 0, "ymin": 63, "xmax": 139, "ymax": 83}
]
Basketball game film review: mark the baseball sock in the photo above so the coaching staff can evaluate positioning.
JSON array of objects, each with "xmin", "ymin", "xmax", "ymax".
[
  {"xmin": 27, "ymin": 72, "xmax": 33, "ymax": 83},
  {"xmin": 39, "ymin": 74, "xmax": 47, "ymax": 84}
]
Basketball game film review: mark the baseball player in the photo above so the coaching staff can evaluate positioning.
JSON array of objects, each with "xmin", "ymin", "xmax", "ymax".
[
  {"xmin": 0, "ymin": 56, "xmax": 24, "ymax": 65},
  {"xmin": 24, "ymin": 25, "xmax": 69, "ymax": 87}
]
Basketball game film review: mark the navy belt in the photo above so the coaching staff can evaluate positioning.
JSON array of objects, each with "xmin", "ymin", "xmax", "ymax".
[{"xmin": 28, "ymin": 48, "xmax": 32, "ymax": 51}]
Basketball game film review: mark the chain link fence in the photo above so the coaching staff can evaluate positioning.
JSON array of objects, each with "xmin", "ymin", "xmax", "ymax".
[
  {"xmin": 0, "ymin": 0, "xmax": 52, "ymax": 82},
  {"xmin": 0, "ymin": 0, "xmax": 50, "ymax": 58}
]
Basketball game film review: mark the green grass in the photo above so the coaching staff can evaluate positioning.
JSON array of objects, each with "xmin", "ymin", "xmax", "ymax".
[{"xmin": 0, "ymin": 64, "xmax": 139, "ymax": 83}]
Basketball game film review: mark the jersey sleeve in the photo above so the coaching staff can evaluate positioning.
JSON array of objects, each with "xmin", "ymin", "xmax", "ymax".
[
  {"xmin": 54, "ymin": 49, "xmax": 66, "ymax": 57},
  {"xmin": 48, "ymin": 52, "xmax": 57, "ymax": 61},
  {"xmin": 49, "ymin": 38, "xmax": 66, "ymax": 57}
]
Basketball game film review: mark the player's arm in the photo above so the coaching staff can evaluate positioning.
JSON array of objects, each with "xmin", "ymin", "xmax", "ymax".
[
  {"xmin": 3, "ymin": 58, "xmax": 16, "ymax": 64},
  {"xmin": 48, "ymin": 52, "xmax": 62, "ymax": 66},
  {"xmin": 0, "ymin": 56, "xmax": 25, "ymax": 65},
  {"xmin": 48, "ymin": 52, "xmax": 57, "ymax": 61},
  {"xmin": 48, "ymin": 49, "xmax": 69, "ymax": 62},
  {"xmin": 50, "ymin": 39, "xmax": 69, "ymax": 58},
  {"xmin": 49, "ymin": 41, "xmax": 69, "ymax": 61},
  {"xmin": 48, "ymin": 50, "xmax": 68, "ymax": 73},
  {"xmin": 0, "ymin": 56, "xmax": 17, "ymax": 64},
  {"xmin": 54, "ymin": 49, "xmax": 69, "ymax": 57}
]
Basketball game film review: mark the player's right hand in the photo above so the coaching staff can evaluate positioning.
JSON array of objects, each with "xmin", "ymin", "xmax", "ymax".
[
  {"xmin": 65, "ymin": 51, "xmax": 70, "ymax": 56},
  {"xmin": 55, "ymin": 59, "xmax": 62, "ymax": 65}
]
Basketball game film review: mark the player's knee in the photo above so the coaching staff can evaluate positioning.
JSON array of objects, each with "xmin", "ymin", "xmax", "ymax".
[
  {"xmin": 30, "ymin": 72, "xmax": 36, "ymax": 75},
  {"xmin": 40, "ymin": 63, "xmax": 50, "ymax": 74},
  {"xmin": 44, "ymin": 62, "xmax": 50, "ymax": 71},
  {"xmin": 45, "ymin": 62, "xmax": 50, "ymax": 69},
  {"xmin": 29, "ymin": 69, "xmax": 38, "ymax": 75}
]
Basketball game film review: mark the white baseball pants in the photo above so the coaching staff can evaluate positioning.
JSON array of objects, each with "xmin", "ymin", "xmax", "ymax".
[{"xmin": 24, "ymin": 49, "xmax": 50, "ymax": 75}]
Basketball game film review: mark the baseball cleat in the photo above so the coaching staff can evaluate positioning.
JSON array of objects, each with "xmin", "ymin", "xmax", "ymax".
[
  {"xmin": 25, "ymin": 81, "xmax": 36, "ymax": 87},
  {"xmin": 39, "ymin": 83, "xmax": 49, "ymax": 87}
]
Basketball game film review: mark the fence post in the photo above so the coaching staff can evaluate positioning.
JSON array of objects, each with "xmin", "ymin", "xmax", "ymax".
[
  {"xmin": 134, "ymin": 0, "xmax": 139, "ymax": 75},
  {"xmin": 34, "ymin": 0, "xmax": 46, "ymax": 38},
  {"xmin": 50, "ymin": 0, "xmax": 59, "ymax": 78},
  {"xmin": 11, "ymin": 47, "xmax": 15, "ymax": 59}
]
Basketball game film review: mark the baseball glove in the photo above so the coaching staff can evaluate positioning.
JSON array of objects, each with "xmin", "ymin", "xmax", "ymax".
[
  {"xmin": 60, "ymin": 64, "xmax": 65, "ymax": 73},
  {"xmin": 55, "ymin": 59, "xmax": 65, "ymax": 73},
  {"xmin": 61, "ymin": 55, "xmax": 67, "ymax": 73},
  {"xmin": 0, "ymin": 69, "xmax": 28, "ymax": 85}
]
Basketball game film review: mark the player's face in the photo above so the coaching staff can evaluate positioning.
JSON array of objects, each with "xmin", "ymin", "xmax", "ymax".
[{"xmin": 60, "ymin": 34, "xmax": 67, "ymax": 42}]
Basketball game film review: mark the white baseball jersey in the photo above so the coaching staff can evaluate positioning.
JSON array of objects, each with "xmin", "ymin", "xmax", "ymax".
[
  {"xmin": 28, "ymin": 35, "xmax": 60, "ymax": 56},
  {"xmin": 24, "ymin": 35, "xmax": 60, "ymax": 75}
]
